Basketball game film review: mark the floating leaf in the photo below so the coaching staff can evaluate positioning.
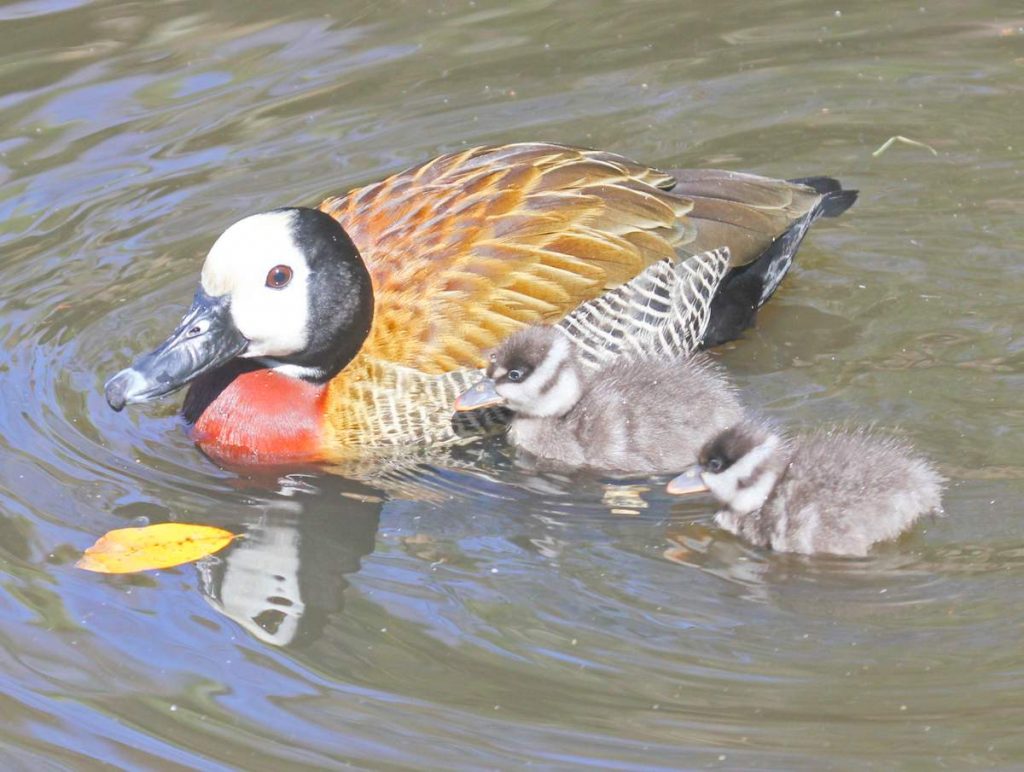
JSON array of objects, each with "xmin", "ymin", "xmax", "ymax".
[{"xmin": 76, "ymin": 523, "xmax": 238, "ymax": 574}]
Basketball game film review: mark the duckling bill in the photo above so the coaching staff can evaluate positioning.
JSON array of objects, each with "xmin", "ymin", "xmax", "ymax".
[
  {"xmin": 667, "ymin": 420, "xmax": 945, "ymax": 557},
  {"xmin": 453, "ymin": 379, "xmax": 506, "ymax": 412}
]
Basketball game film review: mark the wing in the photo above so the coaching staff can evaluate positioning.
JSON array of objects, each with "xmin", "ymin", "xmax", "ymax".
[
  {"xmin": 662, "ymin": 168, "xmax": 831, "ymax": 271},
  {"xmin": 556, "ymin": 247, "xmax": 731, "ymax": 368},
  {"xmin": 320, "ymin": 143, "xmax": 692, "ymax": 373},
  {"xmin": 328, "ymin": 250, "xmax": 730, "ymax": 449}
]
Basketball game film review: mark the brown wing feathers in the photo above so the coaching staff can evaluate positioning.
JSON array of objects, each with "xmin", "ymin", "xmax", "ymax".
[
  {"xmin": 311, "ymin": 143, "xmax": 849, "ymax": 449},
  {"xmin": 321, "ymin": 143, "xmax": 694, "ymax": 373}
]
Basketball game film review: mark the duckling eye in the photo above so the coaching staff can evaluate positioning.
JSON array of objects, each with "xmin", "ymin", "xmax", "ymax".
[
  {"xmin": 506, "ymin": 368, "xmax": 525, "ymax": 383},
  {"xmin": 265, "ymin": 265, "xmax": 293, "ymax": 289},
  {"xmin": 706, "ymin": 457, "xmax": 724, "ymax": 473}
]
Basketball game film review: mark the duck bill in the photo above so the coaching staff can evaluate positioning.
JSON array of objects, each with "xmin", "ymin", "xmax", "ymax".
[
  {"xmin": 104, "ymin": 289, "xmax": 249, "ymax": 411},
  {"xmin": 453, "ymin": 378, "xmax": 507, "ymax": 412},
  {"xmin": 666, "ymin": 466, "xmax": 710, "ymax": 496}
]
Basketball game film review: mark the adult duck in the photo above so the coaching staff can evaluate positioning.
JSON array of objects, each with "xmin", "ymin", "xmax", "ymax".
[{"xmin": 104, "ymin": 142, "xmax": 856, "ymax": 464}]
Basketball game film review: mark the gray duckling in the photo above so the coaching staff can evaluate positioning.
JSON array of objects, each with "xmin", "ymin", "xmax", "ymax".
[
  {"xmin": 667, "ymin": 419, "xmax": 945, "ymax": 556},
  {"xmin": 453, "ymin": 324, "xmax": 745, "ymax": 474}
]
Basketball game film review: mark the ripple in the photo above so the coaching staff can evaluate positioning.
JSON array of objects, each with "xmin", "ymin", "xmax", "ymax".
[{"xmin": 2, "ymin": 1, "xmax": 1024, "ymax": 767}]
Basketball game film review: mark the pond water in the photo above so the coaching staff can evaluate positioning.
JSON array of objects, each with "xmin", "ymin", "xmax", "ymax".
[{"xmin": 1, "ymin": 0, "xmax": 1022, "ymax": 768}]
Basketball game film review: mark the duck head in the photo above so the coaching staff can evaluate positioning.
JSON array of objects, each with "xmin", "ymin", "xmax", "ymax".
[
  {"xmin": 454, "ymin": 326, "xmax": 584, "ymax": 418},
  {"xmin": 667, "ymin": 421, "xmax": 784, "ymax": 514},
  {"xmin": 105, "ymin": 208, "xmax": 373, "ymax": 411}
]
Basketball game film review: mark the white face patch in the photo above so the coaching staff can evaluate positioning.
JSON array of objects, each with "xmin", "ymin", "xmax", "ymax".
[
  {"xmin": 496, "ymin": 336, "xmax": 581, "ymax": 417},
  {"xmin": 704, "ymin": 434, "xmax": 781, "ymax": 515},
  {"xmin": 201, "ymin": 211, "xmax": 312, "ymax": 358},
  {"xmin": 725, "ymin": 469, "xmax": 780, "ymax": 516},
  {"xmin": 528, "ymin": 369, "xmax": 582, "ymax": 418}
]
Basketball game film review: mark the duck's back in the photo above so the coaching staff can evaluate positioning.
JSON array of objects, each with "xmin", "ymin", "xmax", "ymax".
[
  {"xmin": 320, "ymin": 144, "xmax": 684, "ymax": 373},
  {"xmin": 320, "ymin": 143, "xmax": 842, "ymax": 374},
  {"xmin": 312, "ymin": 143, "xmax": 850, "ymax": 452},
  {"xmin": 757, "ymin": 430, "xmax": 945, "ymax": 556}
]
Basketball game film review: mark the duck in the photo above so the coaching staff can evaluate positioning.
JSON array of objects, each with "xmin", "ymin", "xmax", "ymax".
[
  {"xmin": 103, "ymin": 142, "xmax": 856, "ymax": 464},
  {"xmin": 452, "ymin": 256, "xmax": 747, "ymax": 472},
  {"xmin": 666, "ymin": 419, "xmax": 945, "ymax": 557}
]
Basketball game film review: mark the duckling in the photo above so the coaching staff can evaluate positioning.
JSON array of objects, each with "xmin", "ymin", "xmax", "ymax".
[
  {"xmin": 453, "ymin": 324, "xmax": 745, "ymax": 474},
  {"xmin": 666, "ymin": 420, "xmax": 945, "ymax": 556},
  {"xmin": 104, "ymin": 142, "xmax": 855, "ymax": 464}
]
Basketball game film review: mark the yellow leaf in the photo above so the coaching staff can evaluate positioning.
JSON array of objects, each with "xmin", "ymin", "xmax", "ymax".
[{"xmin": 76, "ymin": 523, "xmax": 238, "ymax": 574}]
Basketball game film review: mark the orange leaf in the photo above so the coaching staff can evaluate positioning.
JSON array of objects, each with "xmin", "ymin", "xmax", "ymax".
[{"xmin": 76, "ymin": 523, "xmax": 238, "ymax": 574}]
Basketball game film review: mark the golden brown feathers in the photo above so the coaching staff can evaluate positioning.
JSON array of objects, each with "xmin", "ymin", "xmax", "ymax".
[{"xmin": 315, "ymin": 143, "xmax": 845, "ymax": 450}]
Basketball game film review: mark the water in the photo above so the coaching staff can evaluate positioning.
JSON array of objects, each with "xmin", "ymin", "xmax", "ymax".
[{"xmin": 1, "ymin": 0, "xmax": 1022, "ymax": 767}]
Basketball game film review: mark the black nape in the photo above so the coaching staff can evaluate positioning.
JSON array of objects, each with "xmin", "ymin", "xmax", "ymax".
[{"xmin": 271, "ymin": 207, "xmax": 375, "ymax": 383}]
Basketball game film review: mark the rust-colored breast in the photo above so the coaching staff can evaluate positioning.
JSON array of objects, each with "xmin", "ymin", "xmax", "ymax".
[{"xmin": 189, "ymin": 369, "xmax": 328, "ymax": 464}]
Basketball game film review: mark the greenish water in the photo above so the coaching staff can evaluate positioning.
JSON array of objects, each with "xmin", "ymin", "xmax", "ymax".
[{"xmin": 1, "ymin": 1, "xmax": 1022, "ymax": 768}]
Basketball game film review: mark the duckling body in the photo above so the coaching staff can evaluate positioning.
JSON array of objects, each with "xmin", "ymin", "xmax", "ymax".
[
  {"xmin": 668, "ymin": 421, "xmax": 945, "ymax": 556},
  {"xmin": 457, "ymin": 325, "xmax": 744, "ymax": 474},
  {"xmin": 105, "ymin": 143, "xmax": 855, "ymax": 464}
]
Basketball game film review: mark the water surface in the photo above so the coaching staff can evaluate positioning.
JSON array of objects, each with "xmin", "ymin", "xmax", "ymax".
[{"xmin": 1, "ymin": 0, "xmax": 1023, "ymax": 768}]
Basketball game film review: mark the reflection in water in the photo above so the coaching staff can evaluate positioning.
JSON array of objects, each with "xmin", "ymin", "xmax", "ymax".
[
  {"xmin": 198, "ymin": 473, "xmax": 383, "ymax": 647},
  {"xmin": 194, "ymin": 447, "xmax": 689, "ymax": 649},
  {"xmin": 201, "ymin": 517, "xmax": 308, "ymax": 646}
]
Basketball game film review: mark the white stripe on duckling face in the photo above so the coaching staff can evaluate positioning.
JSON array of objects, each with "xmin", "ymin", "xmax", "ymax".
[
  {"xmin": 201, "ymin": 211, "xmax": 312, "ymax": 359},
  {"xmin": 705, "ymin": 434, "xmax": 781, "ymax": 515},
  {"xmin": 497, "ymin": 335, "xmax": 582, "ymax": 418},
  {"xmin": 529, "ymin": 369, "xmax": 582, "ymax": 418}
]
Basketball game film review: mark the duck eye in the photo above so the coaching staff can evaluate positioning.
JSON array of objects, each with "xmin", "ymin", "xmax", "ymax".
[
  {"xmin": 265, "ymin": 264, "xmax": 293, "ymax": 289},
  {"xmin": 706, "ymin": 457, "xmax": 724, "ymax": 473},
  {"xmin": 506, "ymin": 368, "xmax": 525, "ymax": 383}
]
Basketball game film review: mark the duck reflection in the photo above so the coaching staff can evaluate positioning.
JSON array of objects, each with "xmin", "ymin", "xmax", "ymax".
[
  {"xmin": 197, "ymin": 469, "xmax": 383, "ymax": 648},
  {"xmin": 192, "ymin": 443, "xmax": 730, "ymax": 648}
]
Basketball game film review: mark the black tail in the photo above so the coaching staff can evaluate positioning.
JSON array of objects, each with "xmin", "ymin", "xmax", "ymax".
[
  {"xmin": 700, "ymin": 177, "xmax": 857, "ymax": 349},
  {"xmin": 788, "ymin": 176, "xmax": 859, "ymax": 218}
]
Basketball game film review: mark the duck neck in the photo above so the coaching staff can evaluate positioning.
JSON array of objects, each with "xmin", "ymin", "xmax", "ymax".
[{"xmin": 184, "ymin": 363, "xmax": 329, "ymax": 464}]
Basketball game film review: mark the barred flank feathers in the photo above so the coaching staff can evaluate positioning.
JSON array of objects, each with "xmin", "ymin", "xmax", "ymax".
[
  {"xmin": 556, "ymin": 248, "xmax": 730, "ymax": 367},
  {"xmin": 343, "ymin": 249, "xmax": 730, "ymax": 448}
]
